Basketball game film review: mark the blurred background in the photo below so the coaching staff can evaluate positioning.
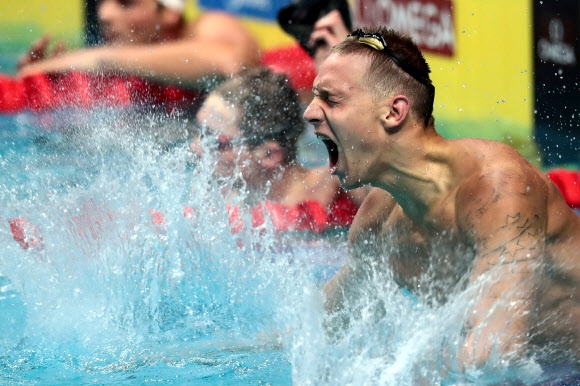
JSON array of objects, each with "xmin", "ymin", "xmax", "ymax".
[{"xmin": 0, "ymin": 0, "xmax": 578, "ymax": 169}]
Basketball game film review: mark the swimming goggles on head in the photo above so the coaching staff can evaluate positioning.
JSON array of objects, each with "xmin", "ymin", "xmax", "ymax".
[{"xmin": 347, "ymin": 29, "xmax": 435, "ymax": 125}]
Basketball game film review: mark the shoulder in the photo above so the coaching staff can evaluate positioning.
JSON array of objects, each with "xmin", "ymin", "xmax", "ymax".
[
  {"xmin": 187, "ymin": 11, "xmax": 252, "ymax": 37},
  {"xmin": 455, "ymin": 149, "xmax": 550, "ymax": 239},
  {"xmin": 458, "ymin": 148, "xmax": 547, "ymax": 201},
  {"xmin": 454, "ymin": 138, "xmax": 548, "ymax": 202},
  {"xmin": 183, "ymin": 11, "xmax": 260, "ymax": 65},
  {"xmin": 193, "ymin": 11, "xmax": 243, "ymax": 24}
]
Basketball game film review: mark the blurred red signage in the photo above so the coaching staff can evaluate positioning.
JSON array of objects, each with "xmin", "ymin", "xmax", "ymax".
[{"xmin": 353, "ymin": 0, "xmax": 455, "ymax": 56}]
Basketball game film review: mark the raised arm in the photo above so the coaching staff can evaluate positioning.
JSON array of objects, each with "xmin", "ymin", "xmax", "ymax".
[
  {"xmin": 323, "ymin": 262, "xmax": 356, "ymax": 313},
  {"xmin": 18, "ymin": 12, "xmax": 260, "ymax": 87},
  {"xmin": 17, "ymin": 34, "xmax": 68, "ymax": 70},
  {"xmin": 457, "ymin": 169, "xmax": 548, "ymax": 368},
  {"xmin": 323, "ymin": 188, "xmax": 394, "ymax": 313}
]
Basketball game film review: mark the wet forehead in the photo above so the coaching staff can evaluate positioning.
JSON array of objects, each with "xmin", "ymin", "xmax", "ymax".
[
  {"xmin": 196, "ymin": 94, "xmax": 240, "ymax": 138},
  {"xmin": 313, "ymin": 53, "xmax": 370, "ymax": 97}
]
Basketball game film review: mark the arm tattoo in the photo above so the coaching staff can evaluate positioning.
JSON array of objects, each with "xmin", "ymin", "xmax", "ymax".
[{"xmin": 476, "ymin": 211, "xmax": 540, "ymax": 263}]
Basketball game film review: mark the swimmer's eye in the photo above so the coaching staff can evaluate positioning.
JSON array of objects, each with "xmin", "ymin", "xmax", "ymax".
[
  {"xmin": 213, "ymin": 135, "xmax": 242, "ymax": 152},
  {"xmin": 312, "ymin": 89, "xmax": 337, "ymax": 105}
]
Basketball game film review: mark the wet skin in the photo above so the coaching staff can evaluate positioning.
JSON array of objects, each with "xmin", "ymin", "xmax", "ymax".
[{"xmin": 304, "ymin": 51, "xmax": 580, "ymax": 368}]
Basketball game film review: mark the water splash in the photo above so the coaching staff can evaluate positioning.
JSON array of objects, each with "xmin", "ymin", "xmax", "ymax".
[
  {"xmin": 0, "ymin": 110, "xmax": 321, "ymax": 384},
  {"xmin": 0, "ymin": 111, "xmax": 560, "ymax": 385}
]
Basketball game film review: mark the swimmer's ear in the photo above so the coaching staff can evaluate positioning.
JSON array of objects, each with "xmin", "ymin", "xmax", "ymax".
[
  {"xmin": 259, "ymin": 141, "xmax": 284, "ymax": 168},
  {"xmin": 381, "ymin": 95, "xmax": 410, "ymax": 133}
]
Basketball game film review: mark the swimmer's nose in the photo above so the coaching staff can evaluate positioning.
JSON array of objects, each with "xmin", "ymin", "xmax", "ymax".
[
  {"xmin": 303, "ymin": 100, "xmax": 322, "ymax": 127},
  {"xmin": 189, "ymin": 135, "xmax": 205, "ymax": 156}
]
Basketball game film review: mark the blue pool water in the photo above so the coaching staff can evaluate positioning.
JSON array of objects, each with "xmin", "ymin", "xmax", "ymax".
[
  {"xmin": 0, "ymin": 110, "xmax": 349, "ymax": 385},
  {"xmin": 0, "ymin": 111, "xmax": 578, "ymax": 385}
]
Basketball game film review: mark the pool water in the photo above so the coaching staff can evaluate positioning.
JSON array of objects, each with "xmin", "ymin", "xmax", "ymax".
[
  {"xmin": 0, "ymin": 110, "xmax": 348, "ymax": 385},
  {"xmin": 0, "ymin": 111, "xmax": 577, "ymax": 385}
]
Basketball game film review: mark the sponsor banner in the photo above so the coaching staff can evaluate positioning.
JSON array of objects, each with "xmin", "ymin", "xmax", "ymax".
[
  {"xmin": 533, "ymin": 0, "xmax": 580, "ymax": 166},
  {"xmin": 199, "ymin": 0, "xmax": 290, "ymax": 20},
  {"xmin": 353, "ymin": 0, "xmax": 455, "ymax": 56},
  {"xmin": 534, "ymin": 2, "xmax": 578, "ymax": 70}
]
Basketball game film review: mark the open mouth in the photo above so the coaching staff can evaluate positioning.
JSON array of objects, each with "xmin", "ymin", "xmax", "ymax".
[{"xmin": 317, "ymin": 135, "xmax": 339, "ymax": 174}]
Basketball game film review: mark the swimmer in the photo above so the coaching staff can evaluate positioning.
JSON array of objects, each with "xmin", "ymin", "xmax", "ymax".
[
  {"xmin": 17, "ymin": 0, "xmax": 260, "ymax": 87},
  {"xmin": 6, "ymin": 67, "xmax": 356, "ymax": 251},
  {"xmin": 303, "ymin": 26, "xmax": 580, "ymax": 371},
  {"xmin": 189, "ymin": 66, "xmax": 364, "ymax": 233}
]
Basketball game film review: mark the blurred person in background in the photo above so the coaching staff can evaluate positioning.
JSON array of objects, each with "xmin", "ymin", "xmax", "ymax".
[
  {"xmin": 189, "ymin": 66, "xmax": 362, "ymax": 234},
  {"xmin": 17, "ymin": 0, "xmax": 260, "ymax": 88},
  {"xmin": 278, "ymin": 0, "xmax": 353, "ymax": 71}
]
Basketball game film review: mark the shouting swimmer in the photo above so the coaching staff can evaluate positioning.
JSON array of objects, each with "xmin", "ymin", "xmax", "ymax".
[{"xmin": 303, "ymin": 26, "xmax": 580, "ymax": 375}]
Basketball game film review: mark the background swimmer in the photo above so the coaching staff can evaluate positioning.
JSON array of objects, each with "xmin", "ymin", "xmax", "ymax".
[
  {"xmin": 17, "ymin": 0, "xmax": 260, "ymax": 88},
  {"xmin": 190, "ymin": 66, "xmax": 363, "ymax": 233}
]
